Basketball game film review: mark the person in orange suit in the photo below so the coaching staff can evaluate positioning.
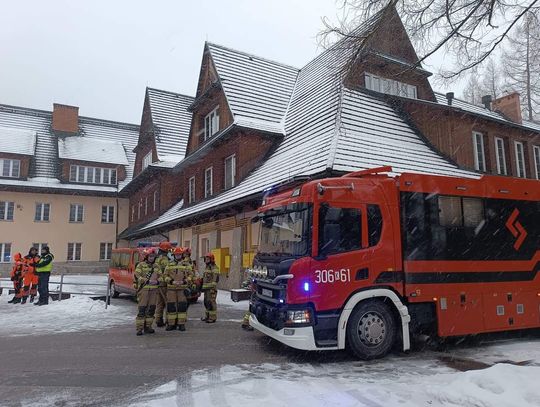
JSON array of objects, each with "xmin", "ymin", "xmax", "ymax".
[
  {"xmin": 22, "ymin": 247, "xmax": 40, "ymax": 304},
  {"xmin": 8, "ymin": 253, "xmax": 25, "ymax": 304}
]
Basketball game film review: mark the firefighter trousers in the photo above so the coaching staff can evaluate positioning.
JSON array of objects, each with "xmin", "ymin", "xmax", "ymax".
[
  {"xmin": 203, "ymin": 289, "xmax": 217, "ymax": 322},
  {"xmin": 12, "ymin": 278, "xmax": 23, "ymax": 299},
  {"xmin": 136, "ymin": 288, "xmax": 157, "ymax": 331},
  {"xmin": 155, "ymin": 286, "xmax": 167, "ymax": 322},
  {"xmin": 22, "ymin": 272, "xmax": 38, "ymax": 299},
  {"xmin": 166, "ymin": 288, "xmax": 188, "ymax": 327}
]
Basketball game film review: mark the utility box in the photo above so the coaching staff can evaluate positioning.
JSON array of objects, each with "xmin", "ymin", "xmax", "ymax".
[
  {"xmin": 231, "ymin": 288, "xmax": 251, "ymax": 302},
  {"xmin": 242, "ymin": 252, "xmax": 256, "ymax": 268},
  {"xmin": 212, "ymin": 248, "xmax": 230, "ymax": 272}
]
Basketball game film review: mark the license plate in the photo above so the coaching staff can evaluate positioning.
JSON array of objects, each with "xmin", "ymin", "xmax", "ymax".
[{"xmin": 262, "ymin": 288, "xmax": 273, "ymax": 298}]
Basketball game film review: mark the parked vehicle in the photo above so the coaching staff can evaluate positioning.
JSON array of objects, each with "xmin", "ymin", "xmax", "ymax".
[
  {"xmin": 108, "ymin": 244, "xmax": 201, "ymax": 303},
  {"xmin": 248, "ymin": 166, "xmax": 540, "ymax": 359}
]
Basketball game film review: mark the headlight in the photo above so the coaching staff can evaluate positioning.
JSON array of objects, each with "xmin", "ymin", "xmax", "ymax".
[
  {"xmin": 262, "ymin": 266, "xmax": 268, "ymax": 278},
  {"xmin": 286, "ymin": 310, "xmax": 311, "ymax": 324}
]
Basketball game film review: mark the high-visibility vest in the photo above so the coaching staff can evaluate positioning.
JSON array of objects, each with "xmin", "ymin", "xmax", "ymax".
[{"xmin": 36, "ymin": 254, "xmax": 54, "ymax": 273}]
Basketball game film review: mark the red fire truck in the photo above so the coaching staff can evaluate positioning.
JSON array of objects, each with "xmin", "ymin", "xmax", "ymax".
[{"xmin": 248, "ymin": 166, "xmax": 540, "ymax": 359}]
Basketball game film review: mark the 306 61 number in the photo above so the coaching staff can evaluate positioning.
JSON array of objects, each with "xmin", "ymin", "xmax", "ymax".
[{"xmin": 314, "ymin": 268, "xmax": 351, "ymax": 284}]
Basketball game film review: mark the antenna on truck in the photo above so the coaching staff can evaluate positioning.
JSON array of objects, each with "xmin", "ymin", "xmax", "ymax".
[{"xmin": 342, "ymin": 166, "xmax": 393, "ymax": 178}]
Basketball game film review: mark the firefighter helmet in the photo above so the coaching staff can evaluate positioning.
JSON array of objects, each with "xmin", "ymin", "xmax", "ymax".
[
  {"xmin": 204, "ymin": 252, "xmax": 215, "ymax": 263},
  {"xmin": 159, "ymin": 241, "xmax": 173, "ymax": 251},
  {"xmin": 142, "ymin": 248, "xmax": 157, "ymax": 259},
  {"xmin": 13, "ymin": 253, "xmax": 22, "ymax": 262},
  {"xmin": 183, "ymin": 247, "xmax": 192, "ymax": 256},
  {"xmin": 172, "ymin": 247, "xmax": 185, "ymax": 256}
]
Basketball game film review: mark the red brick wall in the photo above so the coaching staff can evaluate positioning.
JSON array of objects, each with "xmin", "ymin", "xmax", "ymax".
[
  {"xmin": 399, "ymin": 100, "xmax": 540, "ymax": 177},
  {"xmin": 183, "ymin": 131, "xmax": 275, "ymax": 204},
  {"xmin": 52, "ymin": 104, "xmax": 79, "ymax": 134},
  {"xmin": 128, "ymin": 180, "xmax": 160, "ymax": 226}
]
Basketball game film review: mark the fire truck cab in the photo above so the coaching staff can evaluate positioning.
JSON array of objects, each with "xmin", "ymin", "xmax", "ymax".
[{"xmin": 248, "ymin": 166, "xmax": 540, "ymax": 359}]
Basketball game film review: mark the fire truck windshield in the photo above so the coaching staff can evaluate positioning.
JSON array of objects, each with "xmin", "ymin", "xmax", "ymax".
[{"xmin": 259, "ymin": 203, "xmax": 311, "ymax": 257}]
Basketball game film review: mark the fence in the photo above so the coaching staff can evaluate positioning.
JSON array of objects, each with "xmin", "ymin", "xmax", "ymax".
[{"xmin": 0, "ymin": 274, "xmax": 112, "ymax": 309}]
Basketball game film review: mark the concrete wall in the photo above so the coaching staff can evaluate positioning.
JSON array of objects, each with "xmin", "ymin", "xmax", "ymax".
[{"xmin": 0, "ymin": 191, "xmax": 128, "ymax": 274}]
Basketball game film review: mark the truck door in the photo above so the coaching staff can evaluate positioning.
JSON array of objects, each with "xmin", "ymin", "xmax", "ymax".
[{"xmin": 309, "ymin": 202, "xmax": 370, "ymax": 311}]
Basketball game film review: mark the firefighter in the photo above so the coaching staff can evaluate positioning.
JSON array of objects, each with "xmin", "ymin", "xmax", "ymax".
[
  {"xmin": 162, "ymin": 247, "xmax": 193, "ymax": 331},
  {"xmin": 8, "ymin": 253, "xmax": 25, "ymax": 304},
  {"xmin": 22, "ymin": 247, "xmax": 40, "ymax": 304},
  {"xmin": 154, "ymin": 241, "xmax": 172, "ymax": 327},
  {"xmin": 133, "ymin": 248, "xmax": 160, "ymax": 336},
  {"xmin": 201, "ymin": 252, "xmax": 220, "ymax": 323},
  {"xmin": 34, "ymin": 246, "xmax": 54, "ymax": 306},
  {"xmin": 182, "ymin": 247, "xmax": 197, "ymax": 307},
  {"xmin": 240, "ymin": 268, "xmax": 255, "ymax": 331}
]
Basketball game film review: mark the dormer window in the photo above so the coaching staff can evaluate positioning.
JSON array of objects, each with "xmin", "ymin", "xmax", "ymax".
[
  {"xmin": 0, "ymin": 159, "xmax": 21, "ymax": 178},
  {"xmin": 365, "ymin": 73, "xmax": 417, "ymax": 99},
  {"xmin": 204, "ymin": 106, "xmax": 220, "ymax": 140},
  {"xmin": 142, "ymin": 151, "xmax": 152, "ymax": 171},
  {"xmin": 70, "ymin": 165, "xmax": 117, "ymax": 185}
]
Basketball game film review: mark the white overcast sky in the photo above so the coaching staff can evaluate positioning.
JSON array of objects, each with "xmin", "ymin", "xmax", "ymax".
[{"xmin": 0, "ymin": 0, "xmax": 456, "ymax": 124}]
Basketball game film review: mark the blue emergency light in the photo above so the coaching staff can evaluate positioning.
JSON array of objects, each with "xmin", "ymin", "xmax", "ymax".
[{"xmin": 303, "ymin": 282, "xmax": 310, "ymax": 292}]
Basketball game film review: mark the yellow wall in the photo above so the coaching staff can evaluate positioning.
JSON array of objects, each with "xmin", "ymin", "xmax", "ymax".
[{"xmin": 0, "ymin": 191, "xmax": 128, "ymax": 262}]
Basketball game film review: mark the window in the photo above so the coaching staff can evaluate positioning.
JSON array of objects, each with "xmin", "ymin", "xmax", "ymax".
[
  {"xmin": 318, "ymin": 205, "xmax": 361, "ymax": 255},
  {"xmin": 204, "ymin": 107, "xmax": 220, "ymax": 140},
  {"xmin": 438, "ymin": 196, "xmax": 484, "ymax": 227},
  {"xmin": 153, "ymin": 190, "xmax": 158, "ymax": 212},
  {"xmin": 99, "ymin": 242, "xmax": 113, "ymax": 261},
  {"xmin": 494, "ymin": 137, "xmax": 507, "ymax": 175},
  {"xmin": 188, "ymin": 176, "xmax": 196, "ymax": 204},
  {"xmin": 145, "ymin": 196, "xmax": 148, "ymax": 215},
  {"xmin": 69, "ymin": 204, "xmax": 84, "ymax": 223},
  {"xmin": 101, "ymin": 205, "xmax": 114, "ymax": 223},
  {"xmin": 367, "ymin": 204, "xmax": 383, "ymax": 247},
  {"xmin": 142, "ymin": 151, "xmax": 152, "ymax": 171},
  {"xmin": 534, "ymin": 145, "xmax": 540, "ymax": 180},
  {"xmin": 224, "ymin": 154, "xmax": 236, "ymax": 189},
  {"xmin": 0, "ymin": 159, "xmax": 21, "ymax": 178},
  {"xmin": 67, "ymin": 243, "xmax": 82, "ymax": 261},
  {"xmin": 472, "ymin": 132, "xmax": 486, "ymax": 172},
  {"xmin": 184, "ymin": 240, "xmax": 191, "ymax": 249},
  {"xmin": 204, "ymin": 167, "xmax": 213, "ymax": 198},
  {"xmin": 32, "ymin": 243, "xmax": 48, "ymax": 253},
  {"xmin": 69, "ymin": 165, "xmax": 117, "ymax": 185},
  {"xmin": 201, "ymin": 238, "xmax": 209, "ymax": 256},
  {"xmin": 131, "ymin": 205, "xmax": 135, "ymax": 222},
  {"xmin": 0, "ymin": 201, "xmax": 14, "ymax": 221},
  {"xmin": 35, "ymin": 203, "xmax": 50, "ymax": 222},
  {"xmin": 0, "ymin": 243, "xmax": 11, "ymax": 262},
  {"xmin": 515, "ymin": 141, "xmax": 526, "ymax": 178},
  {"xmin": 137, "ymin": 200, "xmax": 141, "ymax": 219},
  {"xmin": 365, "ymin": 72, "xmax": 417, "ymax": 98}
]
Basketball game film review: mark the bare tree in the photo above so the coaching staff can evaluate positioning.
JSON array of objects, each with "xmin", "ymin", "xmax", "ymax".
[
  {"xmin": 463, "ymin": 68, "xmax": 484, "ymax": 105},
  {"xmin": 502, "ymin": 11, "xmax": 540, "ymax": 120},
  {"xmin": 321, "ymin": 0, "xmax": 540, "ymax": 80},
  {"xmin": 462, "ymin": 58, "xmax": 503, "ymax": 104}
]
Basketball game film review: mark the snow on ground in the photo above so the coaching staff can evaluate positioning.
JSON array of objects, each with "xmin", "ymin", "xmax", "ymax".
[
  {"xmin": 216, "ymin": 289, "xmax": 251, "ymax": 310},
  {"xmin": 129, "ymin": 347, "xmax": 540, "ymax": 407},
  {"xmin": 0, "ymin": 294, "xmax": 132, "ymax": 337}
]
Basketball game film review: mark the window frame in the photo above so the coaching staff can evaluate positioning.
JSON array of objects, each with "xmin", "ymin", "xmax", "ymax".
[
  {"xmin": 153, "ymin": 190, "xmax": 158, "ymax": 212},
  {"xmin": 0, "ymin": 159, "xmax": 21, "ymax": 178},
  {"xmin": 533, "ymin": 145, "xmax": 540, "ymax": 180},
  {"xmin": 472, "ymin": 131, "xmax": 486, "ymax": 172},
  {"xmin": 101, "ymin": 205, "xmax": 115, "ymax": 223},
  {"xmin": 0, "ymin": 243, "xmax": 11, "ymax": 263},
  {"xmin": 69, "ymin": 164, "xmax": 117, "ymax": 185},
  {"xmin": 224, "ymin": 154, "xmax": 236, "ymax": 189},
  {"xmin": 67, "ymin": 242, "xmax": 82, "ymax": 261},
  {"xmin": 438, "ymin": 195, "xmax": 484, "ymax": 228},
  {"xmin": 0, "ymin": 201, "xmax": 14, "ymax": 221},
  {"xmin": 514, "ymin": 141, "xmax": 526, "ymax": 178},
  {"xmin": 494, "ymin": 137, "xmax": 508, "ymax": 175},
  {"xmin": 203, "ymin": 106, "xmax": 220, "ymax": 140},
  {"xmin": 32, "ymin": 242, "xmax": 48, "ymax": 253},
  {"xmin": 365, "ymin": 72, "xmax": 417, "ymax": 99},
  {"xmin": 204, "ymin": 167, "xmax": 213, "ymax": 198},
  {"xmin": 35, "ymin": 202, "xmax": 50, "ymax": 222},
  {"xmin": 188, "ymin": 176, "xmax": 196, "ymax": 204},
  {"xmin": 142, "ymin": 151, "xmax": 152, "ymax": 171},
  {"xmin": 99, "ymin": 242, "xmax": 113, "ymax": 261},
  {"xmin": 69, "ymin": 203, "xmax": 84, "ymax": 223}
]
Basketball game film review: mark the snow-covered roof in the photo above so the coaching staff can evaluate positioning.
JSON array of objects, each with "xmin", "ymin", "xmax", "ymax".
[
  {"xmin": 146, "ymin": 88, "xmax": 194, "ymax": 165},
  {"xmin": 132, "ymin": 27, "xmax": 477, "ymax": 236},
  {"xmin": 434, "ymin": 93, "xmax": 540, "ymax": 133},
  {"xmin": 0, "ymin": 127, "xmax": 36, "ymax": 156},
  {"xmin": 0, "ymin": 104, "xmax": 139, "ymax": 193},
  {"xmin": 58, "ymin": 137, "xmax": 128, "ymax": 166},
  {"xmin": 207, "ymin": 42, "xmax": 299, "ymax": 134}
]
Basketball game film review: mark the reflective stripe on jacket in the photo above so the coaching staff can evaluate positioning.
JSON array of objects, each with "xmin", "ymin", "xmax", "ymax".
[
  {"xmin": 35, "ymin": 254, "xmax": 54, "ymax": 273},
  {"xmin": 202, "ymin": 264, "xmax": 219, "ymax": 290}
]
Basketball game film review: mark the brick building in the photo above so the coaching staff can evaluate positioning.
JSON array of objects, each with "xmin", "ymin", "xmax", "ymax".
[
  {"xmin": 0, "ymin": 103, "xmax": 139, "ymax": 274},
  {"xmin": 119, "ymin": 9, "xmax": 540, "ymax": 289}
]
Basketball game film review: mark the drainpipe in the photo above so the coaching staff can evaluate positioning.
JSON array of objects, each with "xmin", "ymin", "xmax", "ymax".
[{"xmin": 115, "ymin": 198, "xmax": 119, "ymax": 248}]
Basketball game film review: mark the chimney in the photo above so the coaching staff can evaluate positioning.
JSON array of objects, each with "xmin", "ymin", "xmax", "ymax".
[
  {"xmin": 481, "ymin": 95, "xmax": 492, "ymax": 110},
  {"xmin": 52, "ymin": 103, "xmax": 79, "ymax": 135},
  {"xmin": 492, "ymin": 92, "xmax": 522, "ymax": 124},
  {"xmin": 446, "ymin": 92, "xmax": 454, "ymax": 106}
]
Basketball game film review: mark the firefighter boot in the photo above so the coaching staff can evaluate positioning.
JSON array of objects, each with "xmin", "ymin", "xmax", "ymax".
[
  {"xmin": 21, "ymin": 296, "xmax": 27, "ymax": 304},
  {"xmin": 30, "ymin": 295, "xmax": 35, "ymax": 303},
  {"xmin": 144, "ymin": 326, "xmax": 155, "ymax": 334},
  {"xmin": 11, "ymin": 297, "xmax": 21, "ymax": 304},
  {"xmin": 136, "ymin": 329, "xmax": 143, "ymax": 336},
  {"xmin": 166, "ymin": 324, "xmax": 176, "ymax": 331},
  {"xmin": 8, "ymin": 297, "xmax": 18, "ymax": 303},
  {"xmin": 156, "ymin": 318, "xmax": 165, "ymax": 328},
  {"xmin": 178, "ymin": 324, "xmax": 186, "ymax": 331}
]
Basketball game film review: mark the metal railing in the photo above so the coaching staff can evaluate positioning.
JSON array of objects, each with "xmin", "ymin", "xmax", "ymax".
[{"xmin": 0, "ymin": 275, "xmax": 112, "ymax": 309}]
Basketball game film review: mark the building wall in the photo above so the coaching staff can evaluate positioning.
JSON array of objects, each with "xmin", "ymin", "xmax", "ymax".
[
  {"xmin": 400, "ymin": 101, "xmax": 540, "ymax": 178},
  {"xmin": 0, "ymin": 191, "xmax": 128, "ymax": 275}
]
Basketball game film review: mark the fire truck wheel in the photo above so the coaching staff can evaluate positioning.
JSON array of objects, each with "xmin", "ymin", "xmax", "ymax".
[
  {"xmin": 346, "ymin": 300, "xmax": 396, "ymax": 360},
  {"xmin": 110, "ymin": 281, "xmax": 120, "ymax": 298}
]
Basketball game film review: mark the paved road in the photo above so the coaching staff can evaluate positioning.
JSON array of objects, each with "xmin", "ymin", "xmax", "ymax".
[{"xmin": 0, "ymin": 297, "xmax": 355, "ymax": 407}]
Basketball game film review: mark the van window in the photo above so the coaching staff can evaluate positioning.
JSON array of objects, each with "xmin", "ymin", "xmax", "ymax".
[
  {"xmin": 120, "ymin": 253, "xmax": 130, "ymax": 269},
  {"xmin": 110, "ymin": 252, "xmax": 122, "ymax": 268},
  {"xmin": 318, "ymin": 205, "xmax": 361, "ymax": 255}
]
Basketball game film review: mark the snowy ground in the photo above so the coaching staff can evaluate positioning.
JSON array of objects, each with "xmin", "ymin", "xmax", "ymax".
[{"xmin": 129, "ymin": 341, "xmax": 540, "ymax": 407}]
